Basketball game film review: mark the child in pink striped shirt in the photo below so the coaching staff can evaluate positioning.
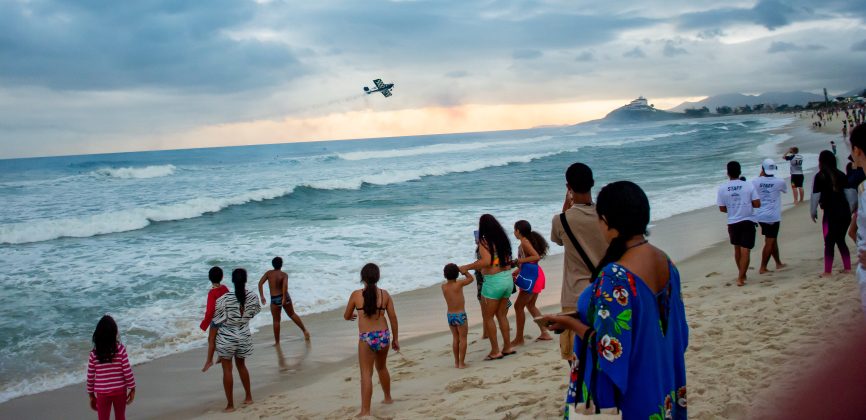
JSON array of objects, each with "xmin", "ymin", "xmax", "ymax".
[{"xmin": 86, "ymin": 315, "xmax": 136, "ymax": 420}]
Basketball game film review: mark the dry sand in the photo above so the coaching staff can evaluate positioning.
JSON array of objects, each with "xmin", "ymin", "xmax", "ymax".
[{"xmin": 191, "ymin": 202, "xmax": 862, "ymax": 420}]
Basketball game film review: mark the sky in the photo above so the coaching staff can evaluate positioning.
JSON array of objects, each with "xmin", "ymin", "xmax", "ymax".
[{"xmin": 1, "ymin": 0, "xmax": 865, "ymax": 158}]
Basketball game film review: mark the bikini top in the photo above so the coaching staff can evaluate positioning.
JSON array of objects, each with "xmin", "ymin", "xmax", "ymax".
[{"xmin": 355, "ymin": 288, "xmax": 388, "ymax": 314}]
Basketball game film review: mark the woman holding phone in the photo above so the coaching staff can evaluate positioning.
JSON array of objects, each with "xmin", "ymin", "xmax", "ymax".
[
  {"xmin": 541, "ymin": 181, "xmax": 688, "ymax": 419},
  {"xmin": 460, "ymin": 214, "xmax": 516, "ymax": 360}
]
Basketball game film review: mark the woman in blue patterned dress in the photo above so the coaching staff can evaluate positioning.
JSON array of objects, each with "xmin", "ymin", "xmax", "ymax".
[{"xmin": 541, "ymin": 181, "xmax": 688, "ymax": 419}]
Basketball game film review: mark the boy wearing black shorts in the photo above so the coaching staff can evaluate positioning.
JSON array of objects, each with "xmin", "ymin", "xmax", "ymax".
[
  {"xmin": 783, "ymin": 147, "xmax": 805, "ymax": 204},
  {"xmin": 718, "ymin": 161, "xmax": 761, "ymax": 286},
  {"xmin": 752, "ymin": 159, "xmax": 788, "ymax": 274}
]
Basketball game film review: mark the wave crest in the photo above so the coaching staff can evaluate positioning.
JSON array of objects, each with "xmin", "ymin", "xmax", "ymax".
[
  {"xmin": 93, "ymin": 165, "xmax": 176, "ymax": 179},
  {"xmin": 0, "ymin": 152, "xmax": 564, "ymax": 244},
  {"xmin": 337, "ymin": 136, "xmax": 551, "ymax": 161}
]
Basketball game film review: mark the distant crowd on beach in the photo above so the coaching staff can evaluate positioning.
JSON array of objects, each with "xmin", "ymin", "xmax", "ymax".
[{"xmin": 85, "ymin": 121, "xmax": 866, "ymax": 420}]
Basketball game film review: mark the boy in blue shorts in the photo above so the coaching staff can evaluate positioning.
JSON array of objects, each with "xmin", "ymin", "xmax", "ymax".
[{"xmin": 441, "ymin": 263, "xmax": 474, "ymax": 368}]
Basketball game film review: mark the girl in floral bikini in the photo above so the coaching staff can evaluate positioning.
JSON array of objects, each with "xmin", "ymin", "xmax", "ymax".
[{"xmin": 343, "ymin": 263, "xmax": 400, "ymax": 418}]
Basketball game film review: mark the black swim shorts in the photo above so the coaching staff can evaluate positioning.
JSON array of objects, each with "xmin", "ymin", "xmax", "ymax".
[
  {"xmin": 759, "ymin": 222, "xmax": 780, "ymax": 239},
  {"xmin": 728, "ymin": 220, "xmax": 757, "ymax": 249},
  {"xmin": 791, "ymin": 174, "xmax": 804, "ymax": 188}
]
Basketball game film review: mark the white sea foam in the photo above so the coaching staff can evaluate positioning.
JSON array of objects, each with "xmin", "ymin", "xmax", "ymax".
[
  {"xmin": 337, "ymin": 136, "xmax": 552, "ymax": 161},
  {"xmin": 0, "ymin": 152, "xmax": 563, "ymax": 244},
  {"xmin": 0, "ymin": 186, "xmax": 297, "ymax": 244},
  {"xmin": 93, "ymin": 164, "xmax": 177, "ymax": 179}
]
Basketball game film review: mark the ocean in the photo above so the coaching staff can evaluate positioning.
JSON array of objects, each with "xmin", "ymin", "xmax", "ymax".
[{"xmin": 0, "ymin": 114, "xmax": 810, "ymax": 402}]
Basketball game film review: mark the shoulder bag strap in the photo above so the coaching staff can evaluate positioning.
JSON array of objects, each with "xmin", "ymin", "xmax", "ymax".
[{"xmin": 560, "ymin": 213, "xmax": 597, "ymax": 274}]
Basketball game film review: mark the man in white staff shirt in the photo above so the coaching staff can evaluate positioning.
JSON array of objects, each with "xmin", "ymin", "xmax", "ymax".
[
  {"xmin": 718, "ymin": 161, "xmax": 760, "ymax": 286},
  {"xmin": 752, "ymin": 159, "xmax": 788, "ymax": 274}
]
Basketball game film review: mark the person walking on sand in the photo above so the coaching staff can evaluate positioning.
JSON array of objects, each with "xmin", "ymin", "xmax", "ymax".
[
  {"xmin": 441, "ymin": 263, "xmax": 474, "ymax": 368},
  {"xmin": 87, "ymin": 315, "xmax": 136, "ymax": 420},
  {"xmin": 718, "ymin": 161, "xmax": 760, "ymax": 286},
  {"xmin": 343, "ymin": 263, "xmax": 399, "ymax": 418},
  {"xmin": 541, "ymin": 181, "xmax": 688, "ymax": 420},
  {"xmin": 752, "ymin": 159, "xmax": 788, "ymax": 274},
  {"xmin": 811, "ymin": 151, "xmax": 855, "ymax": 277},
  {"xmin": 510, "ymin": 220, "xmax": 552, "ymax": 346},
  {"xmin": 783, "ymin": 147, "xmax": 805, "ymax": 204},
  {"xmin": 258, "ymin": 257, "xmax": 310, "ymax": 344},
  {"xmin": 460, "ymin": 214, "xmax": 517, "ymax": 361},
  {"xmin": 550, "ymin": 163, "xmax": 608, "ymax": 362},
  {"xmin": 214, "ymin": 269, "xmax": 262, "ymax": 412}
]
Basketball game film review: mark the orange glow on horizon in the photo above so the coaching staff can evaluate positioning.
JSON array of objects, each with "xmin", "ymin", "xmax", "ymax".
[{"xmin": 149, "ymin": 96, "xmax": 704, "ymax": 151}]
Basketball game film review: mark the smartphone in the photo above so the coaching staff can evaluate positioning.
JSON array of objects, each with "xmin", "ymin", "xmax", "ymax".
[{"xmin": 473, "ymin": 230, "xmax": 479, "ymax": 244}]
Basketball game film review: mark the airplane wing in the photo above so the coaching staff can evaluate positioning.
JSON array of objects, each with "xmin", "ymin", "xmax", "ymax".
[
  {"xmin": 381, "ymin": 89, "xmax": 392, "ymax": 97},
  {"xmin": 373, "ymin": 79, "xmax": 386, "ymax": 89}
]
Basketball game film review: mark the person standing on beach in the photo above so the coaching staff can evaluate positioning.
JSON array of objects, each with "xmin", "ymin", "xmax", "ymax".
[
  {"xmin": 542, "ymin": 181, "xmax": 688, "ymax": 420},
  {"xmin": 258, "ymin": 257, "xmax": 310, "ymax": 344},
  {"xmin": 460, "ymin": 214, "xmax": 517, "ymax": 360},
  {"xmin": 201, "ymin": 266, "xmax": 229, "ymax": 372},
  {"xmin": 214, "ymin": 269, "xmax": 262, "ymax": 412},
  {"xmin": 87, "ymin": 315, "xmax": 136, "ymax": 420},
  {"xmin": 846, "ymin": 124, "xmax": 866, "ymax": 316},
  {"xmin": 441, "ymin": 263, "xmax": 474, "ymax": 368},
  {"xmin": 752, "ymin": 159, "xmax": 788, "ymax": 274},
  {"xmin": 831, "ymin": 141, "xmax": 837, "ymax": 156},
  {"xmin": 343, "ymin": 263, "xmax": 399, "ymax": 418},
  {"xmin": 550, "ymin": 163, "xmax": 608, "ymax": 362},
  {"xmin": 718, "ymin": 161, "xmax": 760, "ymax": 286},
  {"xmin": 510, "ymin": 220, "xmax": 552, "ymax": 346},
  {"xmin": 783, "ymin": 147, "xmax": 805, "ymax": 204},
  {"xmin": 810, "ymin": 151, "xmax": 854, "ymax": 277}
]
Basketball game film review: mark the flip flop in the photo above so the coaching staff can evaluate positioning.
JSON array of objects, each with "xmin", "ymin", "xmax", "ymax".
[
  {"xmin": 502, "ymin": 350, "xmax": 517, "ymax": 357},
  {"xmin": 483, "ymin": 354, "xmax": 504, "ymax": 361}
]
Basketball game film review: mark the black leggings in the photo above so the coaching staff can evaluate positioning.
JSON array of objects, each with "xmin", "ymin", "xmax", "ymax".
[{"xmin": 823, "ymin": 215, "xmax": 851, "ymax": 273}]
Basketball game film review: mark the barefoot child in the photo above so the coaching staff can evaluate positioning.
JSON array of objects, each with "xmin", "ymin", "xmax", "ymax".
[
  {"xmin": 511, "ymin": 220, "xmax": 552, "ymax": 346},
  {"xmin": 343, "ymin": 263, "xmax": 399, "ymax": 418},
  {"xmin": 258, "ymin": 257, "xmax": 310, "ymax": 344},
  {"xmin": 201, "ymin": 266, "xmax": 228, "ymax": 372},
  {"xmin": 441, "ymin": 263, "xmax": 474, "ymax": 368},
  {"xmin": 87, "ymin": 315, "xmax": 136, "ymax": 420}
]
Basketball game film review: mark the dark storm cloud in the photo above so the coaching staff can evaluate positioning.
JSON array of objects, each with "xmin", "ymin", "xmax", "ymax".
[
  {"xmin": 663, "ymin": 41, "xmax": 688, "ymax": 57},
  {"xmin": 623, "ymin": 47, "xmax": 647, "ymax": 58},
  {"xmin": 0, "ymin": 0, "xmax": 304, "ymax": 92},
  {"xmin": 678, "ymin": 0, "xmax": 804, "ymax": 30}
]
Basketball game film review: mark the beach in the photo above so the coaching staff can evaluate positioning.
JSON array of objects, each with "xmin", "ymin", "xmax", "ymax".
[{"xmin": 1, "ymin": 115, "xmax": 862, "ymax": 419}]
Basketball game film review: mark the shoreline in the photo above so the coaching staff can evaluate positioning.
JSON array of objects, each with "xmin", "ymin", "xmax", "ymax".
[{"xmin": 0, "ymin": 115, "xmax": 849, "ymax": 419}]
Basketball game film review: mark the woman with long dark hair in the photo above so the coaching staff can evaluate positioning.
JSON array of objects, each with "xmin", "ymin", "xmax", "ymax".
[
  {"xmin": 343, "ymin": 263, "xmax": 399, "ymax": 418},
  {"xmin": 510, "ymin": 220, "xmax": 552, "ymax": 346},
  {"xmin": 811, "ymin": 150, "xmax": 855, "ymax": 277},
  {"xmin": 86, "ymin": 315, "xmax": 136, "ymax": 420},
  {"xmin": 460, "ymin": 214, "xmax": 516, "ymax": 360},
  {"xmin": 213, "ymin": 268, "xmax": 262, "ymax": 412},
  {"xmin": 541, "ymin": 181, "xmax": 688, "ymax": 419}
]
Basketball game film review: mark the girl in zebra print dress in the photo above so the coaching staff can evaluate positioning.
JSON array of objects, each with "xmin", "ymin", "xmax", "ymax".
[{"xmin": 213, "ymin": 268, "xmax": 262, "ymax": 412}]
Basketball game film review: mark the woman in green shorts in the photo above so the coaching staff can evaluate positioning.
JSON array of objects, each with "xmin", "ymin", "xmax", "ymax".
[{"xmin": 460, "ymin": 214, "xmax": 517, "ymax": 360}]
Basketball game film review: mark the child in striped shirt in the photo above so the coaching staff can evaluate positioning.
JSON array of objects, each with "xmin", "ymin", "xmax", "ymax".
[{"xmin": 86, "ymin": 315, "xmax": 136, "ymax": 420}]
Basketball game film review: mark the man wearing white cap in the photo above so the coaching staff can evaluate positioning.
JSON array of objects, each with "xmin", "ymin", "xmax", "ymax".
[{"xmin": 752, "ymin": 158, "xmax": 788, "ymax": 274}]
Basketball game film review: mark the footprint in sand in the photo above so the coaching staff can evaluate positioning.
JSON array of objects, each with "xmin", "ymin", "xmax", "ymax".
[
  {"xmin": 445, "ymin": 376, "xmax": 486, "ymax": 392},
  {"xmin": 705, "ymin": 272, "xmax": 720, "ymax": 278}
]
